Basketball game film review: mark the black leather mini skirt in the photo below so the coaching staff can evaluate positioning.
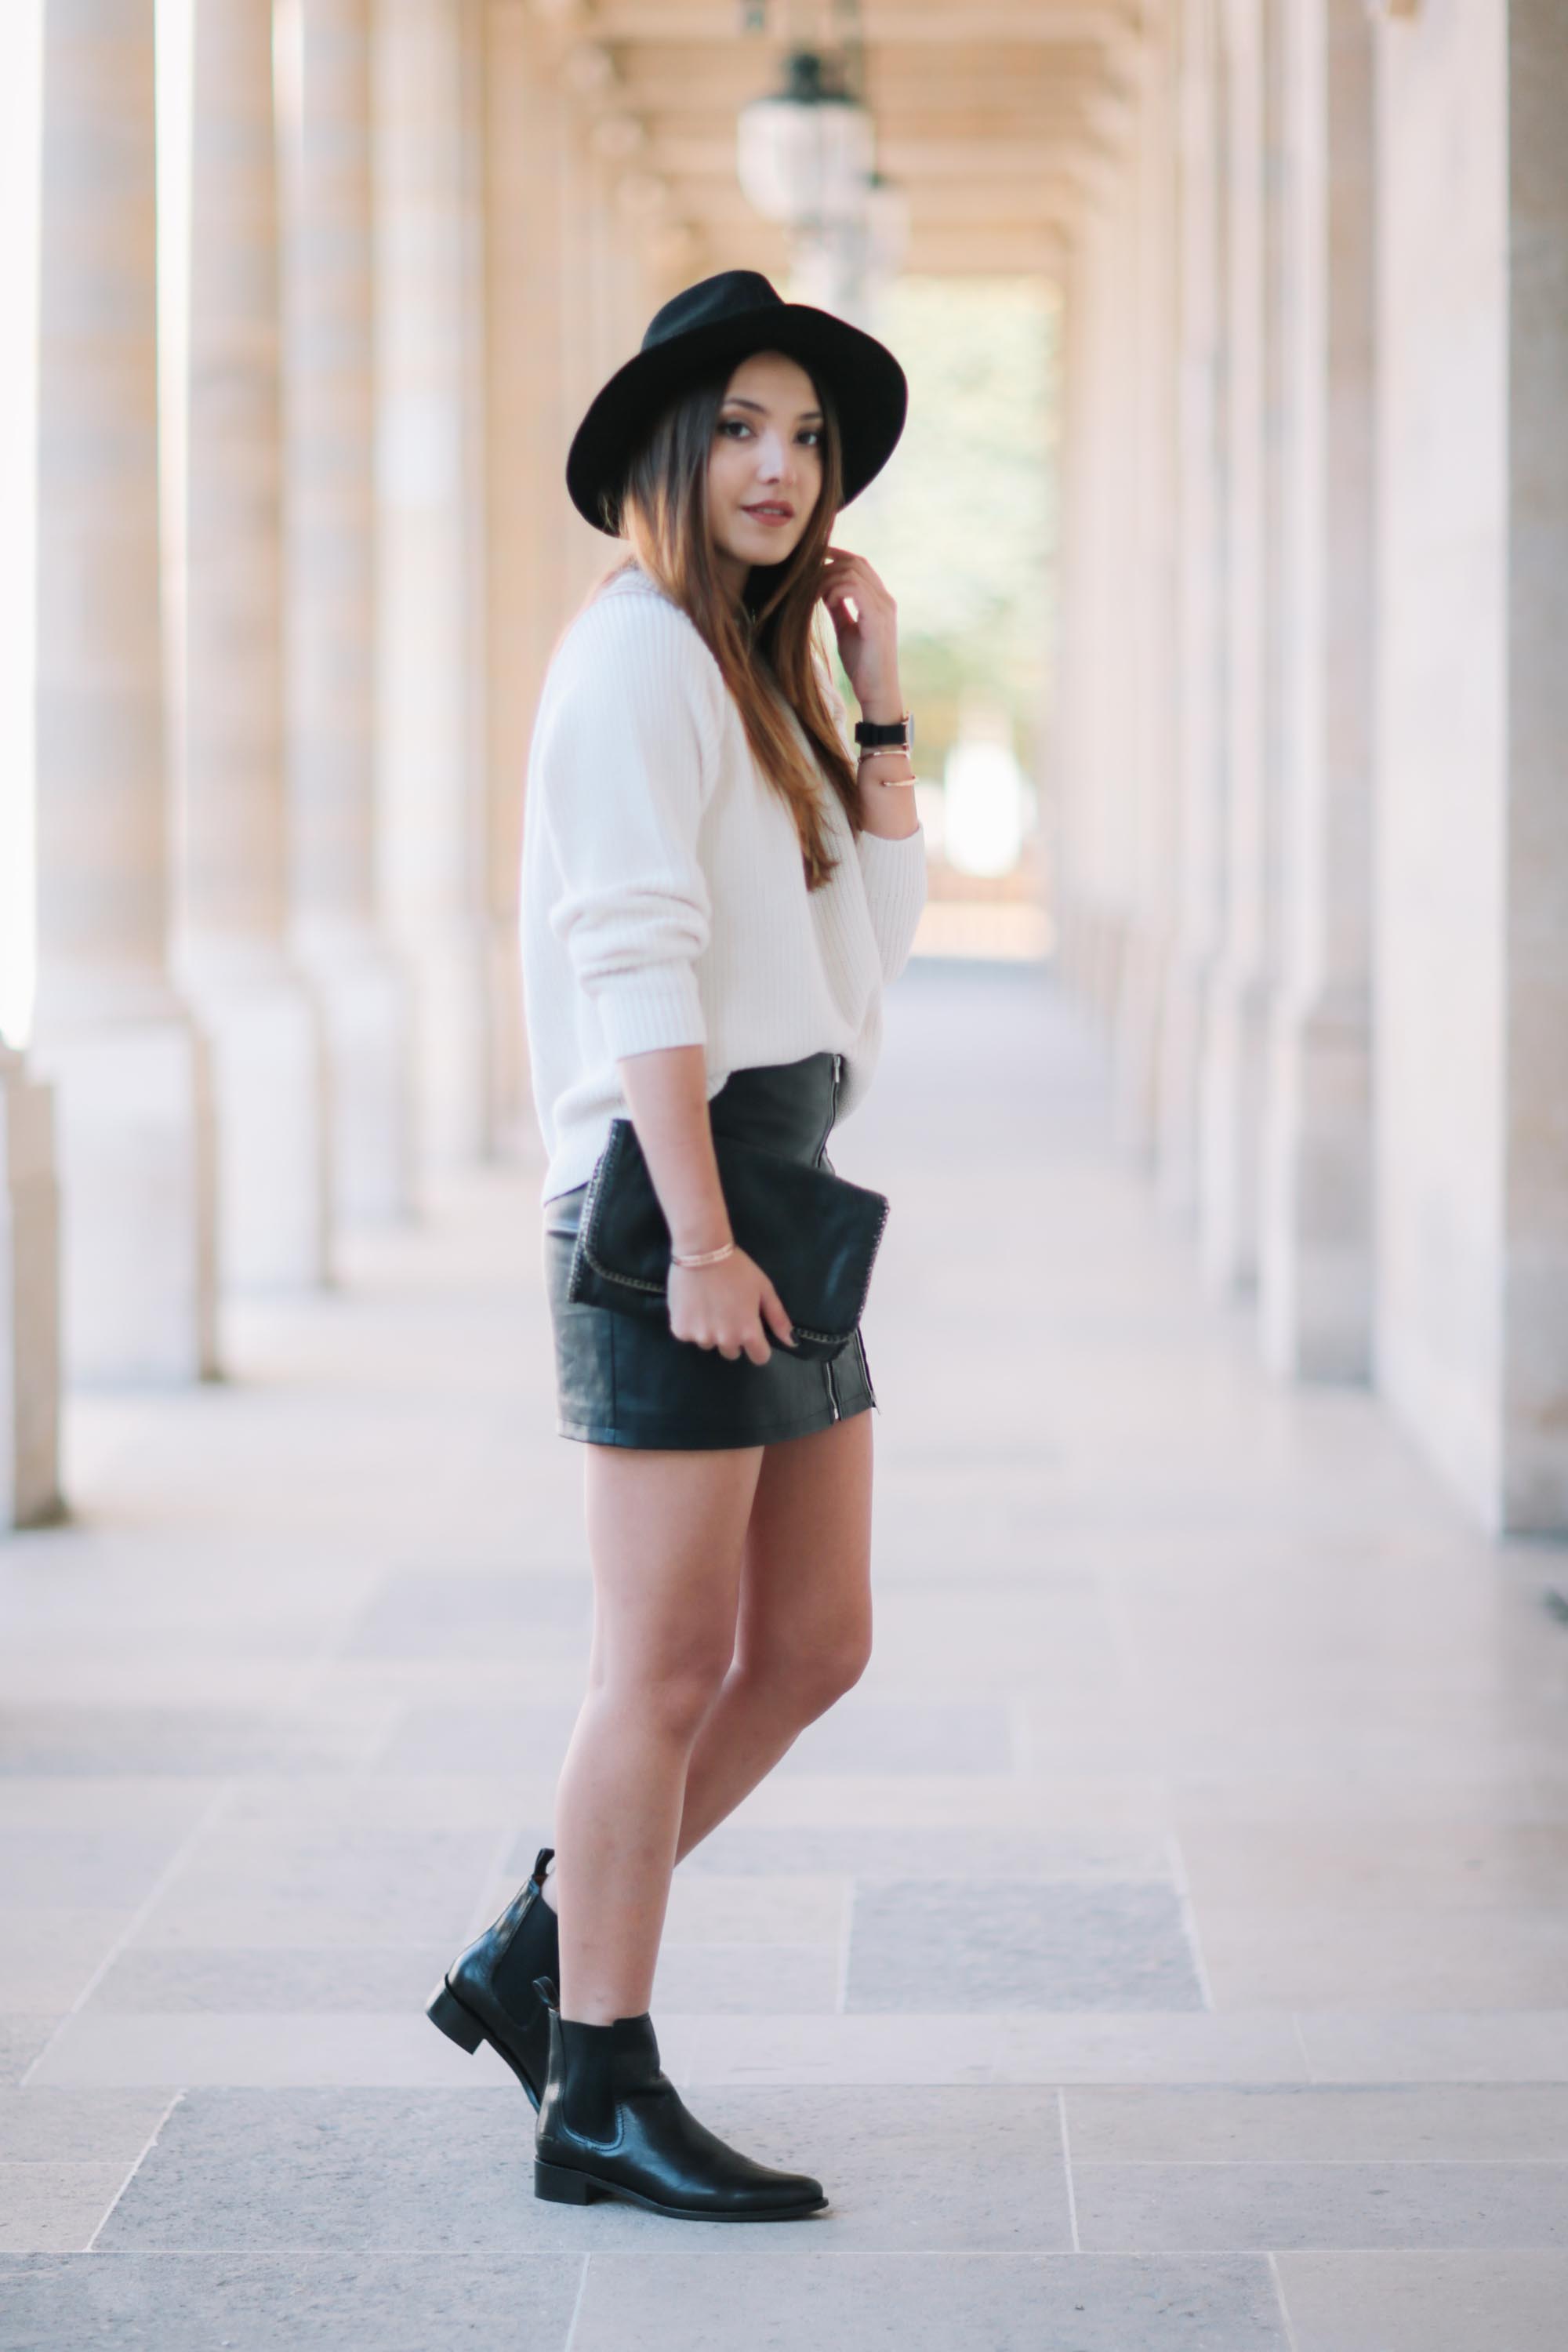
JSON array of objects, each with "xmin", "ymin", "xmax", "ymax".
[{"xmin": 543, "ymin": 1051, "xmax": 877, "ymax": 1451}]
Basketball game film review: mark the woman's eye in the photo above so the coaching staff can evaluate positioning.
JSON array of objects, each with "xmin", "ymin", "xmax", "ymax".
[{"xmin": 719, "ymin": 418, "xmax": 750, "ymax": 437}]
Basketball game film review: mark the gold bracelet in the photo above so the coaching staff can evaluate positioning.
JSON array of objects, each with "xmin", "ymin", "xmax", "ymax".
[
  {"xmin": 857, "ymin": 750, "xmax": 916, "ymax": 788},
  {"xmin": 670, "ymin": 1239, "xmax": 735, "ymax": 1269}
]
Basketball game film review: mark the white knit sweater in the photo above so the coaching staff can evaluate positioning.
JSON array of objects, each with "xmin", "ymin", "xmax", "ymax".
[{"xmin": 521, "ymin": 563, "xmax": 928, "ymax": 1203}]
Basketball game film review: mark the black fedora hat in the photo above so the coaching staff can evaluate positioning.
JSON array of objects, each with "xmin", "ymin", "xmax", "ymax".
[{"xmin": 565, "ymin": 268, "xmax": 908, "ymax": 536}]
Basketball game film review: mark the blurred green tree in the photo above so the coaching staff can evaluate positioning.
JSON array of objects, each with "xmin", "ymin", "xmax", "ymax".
[{"xmin": 824, "ymin": 274, "xmax": 1058, "ymax": 791}]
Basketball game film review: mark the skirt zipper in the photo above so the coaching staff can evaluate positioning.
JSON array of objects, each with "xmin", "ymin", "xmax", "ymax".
[{"xmin": 822, "ymin": 1052, "xmax": 843, "ymax": 1421}]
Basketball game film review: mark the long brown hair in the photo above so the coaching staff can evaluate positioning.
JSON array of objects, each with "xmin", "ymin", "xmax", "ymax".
[{"xmin": 574, "ymin": 358, "xmax": 859, "ymax": 891}]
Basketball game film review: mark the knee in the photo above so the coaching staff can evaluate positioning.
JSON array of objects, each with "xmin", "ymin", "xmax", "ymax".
[
  {"xmin": 748, "ymin": 1612, "xmax": 873, "ymax": 1721},
  {"xmin": 609, "ymin": 1645, "xmax": 732, "ymax": 1748}
]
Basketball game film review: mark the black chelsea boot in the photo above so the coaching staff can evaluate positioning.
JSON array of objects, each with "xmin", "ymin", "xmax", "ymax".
[
  {"xmin": 426, "ymin": 1844, "xmax": 560, "ymax": 2107},
  {"xmin": 530, "ymin": 1973, "xmax": 828, "ymax": 2222}
]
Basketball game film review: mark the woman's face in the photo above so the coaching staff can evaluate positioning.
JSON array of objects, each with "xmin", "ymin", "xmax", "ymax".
[{"xmin": 706, "ymin": 350, "xmax": 826, "ymax": 583}]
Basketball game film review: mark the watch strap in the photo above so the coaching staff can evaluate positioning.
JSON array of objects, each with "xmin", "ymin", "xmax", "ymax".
[{"xmin": 853, "ymin": 712, "xmax": 913, "ymax": 749}]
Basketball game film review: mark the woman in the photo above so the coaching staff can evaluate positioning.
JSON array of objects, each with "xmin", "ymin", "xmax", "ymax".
[{"xmin": 426, "ymin": 270, "xmax": 926, "ymax": 2221}]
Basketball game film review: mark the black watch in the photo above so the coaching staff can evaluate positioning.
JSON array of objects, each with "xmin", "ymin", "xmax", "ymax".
[{"xmin": 853, "ymin": 711, "xmax": 915, "ymax": 754}]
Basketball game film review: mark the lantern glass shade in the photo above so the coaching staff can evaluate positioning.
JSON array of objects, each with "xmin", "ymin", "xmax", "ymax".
[{"xmin": 737, "ymin": 78, "xmax": 875, "ymax": 227}]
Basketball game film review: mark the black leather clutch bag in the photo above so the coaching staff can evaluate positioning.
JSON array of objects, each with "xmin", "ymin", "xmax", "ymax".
[{"xmin": 565, "ymin": 1116, "xmax": 890, "ymax": 1361}]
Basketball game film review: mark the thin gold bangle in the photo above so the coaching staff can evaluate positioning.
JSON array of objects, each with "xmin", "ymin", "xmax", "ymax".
[
  {"xmin": 670, "ymin": 1240, "xmax": 735, "ymax": 1269},
  {"xmin": 857, "ymin": 753, "xmax": 916, "ymax": 788}
]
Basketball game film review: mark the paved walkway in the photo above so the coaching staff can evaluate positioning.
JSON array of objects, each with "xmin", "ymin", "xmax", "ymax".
[{"xmin": 2, "ymin": 960, "xmax": 1566, "ymax": 2350}]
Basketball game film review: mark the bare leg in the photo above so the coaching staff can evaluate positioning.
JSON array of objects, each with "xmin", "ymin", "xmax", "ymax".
[
  {"xmin": 675, "ymin": 1409, "xmax": 873, "ymax": 1859},
  {"xmin": 549, "ymin": 1441, "xmax": 763, "ymax": 2025}
]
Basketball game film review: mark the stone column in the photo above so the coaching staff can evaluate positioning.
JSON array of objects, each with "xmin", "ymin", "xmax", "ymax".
[
  {"xmin": 31, "ymin": 0, "xmax": 218, "ymax": 1383},
  {"xmin": 1156, "ymin": 0, "xmax": 1229, "ymax": 1229},
  {"xmin": 1373, "ymin": 0, "xmax": 1568, "ymax": 1532},
  {"xmin": 556, "ymin": 107, "xmax": 614, "ymax": 605},
  {"xmin": 180, "ymin": 0, "xmax": 330, "ymax": 1290},
  {"xmin": 1108, "ymin": 20, "xmax": 1181, "ymax": 1170},
  {"xmin": 0, "ymin": 1045, "xmax": 61, "ymax": 1527},
  {"xmin": 281, "ymin": 0, "xmax": 412, "ymax": 1225},
  {"xmin": 372, "ymin": 0, "xmax": 492, "ymax": 1171},
  {"xmin": 1502, "ymin": 0, "xmax": 1568, "ymax": 1528},
  {"xmin": 482, "ymin": 1, "xmax": 573, "ymax": 1160},
  {"xmin": 1258, "ymin": 0, "xmax": 1374, "ymax": 1380},
  {"xmin": 1197, "ymin": 0, "xmax": 1285, "ymax": 1293}
]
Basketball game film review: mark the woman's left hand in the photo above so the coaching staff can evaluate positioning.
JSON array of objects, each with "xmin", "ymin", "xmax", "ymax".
[{"xmin": 818, "ymin": 546, "xmax": 902, "ymax": 716}]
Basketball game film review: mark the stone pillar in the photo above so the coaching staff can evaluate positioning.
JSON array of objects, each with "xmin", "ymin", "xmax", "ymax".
[
  {"xmin": 556, "ymin": 107, "xmax": 614, "ymax": 604},
  {"xmin": 1108, "ymin": 20, "xmax": 1181, "ymax": 1171},
  {"xmin": 31, "ymin": 0, "xmax": 218, "ymax": 1383},
  {"xmin": 372, "ymin": 0, "xmax": 492, "ymax": 1171},
  {"xmin": 1156, "ymin": 0, "xmax": 1229, "ymax": 1229},
  {"xmin": 180, "ymin": 0, "xmax": 330, "ymax": 1290},
  {"xmin": 1198, "ymin": 0, "xmax": 1285, "ymax": 1293},
  {"xmin": 1258, "ymin": 0, "xmax": 1374, "ymax": 1380},
  {"xmin": 281, "ymin": 0, "xmax": 412, "ymax": 1225},
  {"xmin": 0, "ymin": 1046, "xmax": 61, "ymax": 1527},
  {"xmin": 1373, "ymin": 0, "xmax": 1568, "ymax": 1531},
  {"xmin": 482, "ymin": 2, "xmax": 572, "ymax": 1160}
]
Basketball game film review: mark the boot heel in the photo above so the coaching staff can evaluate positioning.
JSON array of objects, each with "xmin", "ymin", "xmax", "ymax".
[
  {"xmin": 426, "ymin": 1982, "xmax": 486, "ymax": 2055},
  {"xmin": 535, "ymin": 2158, "xmax": 597, "ymax": 2205}
]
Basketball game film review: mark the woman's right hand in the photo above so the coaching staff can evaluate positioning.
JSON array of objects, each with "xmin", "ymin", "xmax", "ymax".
[{"xmin": 667, "ymin": 1247, "xmax": 796, "ymax": 1363}]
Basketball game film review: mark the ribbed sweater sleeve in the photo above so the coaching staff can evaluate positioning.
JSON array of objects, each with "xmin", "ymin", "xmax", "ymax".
[
  {"xmin": 855, "ymin": 825, "xmax": 928, "ymax": 982},
  {"xmin": 815, "ymin": 647, "xmax": 928, "ymax": 982},
  {"xmin": 533, "ymin": 593, "xmax": 720, "ymax": 1061}
]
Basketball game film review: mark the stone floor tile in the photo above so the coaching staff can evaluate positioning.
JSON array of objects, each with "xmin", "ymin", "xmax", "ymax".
[
  {"xmin": 93, "ymin": 2088, "xmax": 534, "ymax": 2249},
  {"xmin": 0, "ymin": 1702, "xmax": 399, "ymax": 1779},
  {"xmin": 682, "ymin": 2010, "xmax": 1312, "ymax": 2086},
  {"xmin": 1074, "ymin": 2160, "xmax": 1568, "ymax": 2250},
  {"xmin": 846, "ymin": 1878, "xmax": 1203, "ymax": 2011},
  {"xmin": 0, "ymin": 1661, "xmax": 315, "ymax": 1709},
  {"xmin": 690, "ymin": 2085, "xmax": 1073, "ymax": 2251},
  {"xmin": 652, "ymin": 1943, "xmax": 840, "ymax": 2015},
  {"xmin": 1275, "ymin": 2251, "xmax": 1568, "ymax": 2351},
  {"xmin": 128, "ymin": 1821, "xmax": 499, "ymax": 1951},
  {"xmin": 224, "ymin": 1771, "xmax": 557, "ymax": 1830},
  {"xmin": 0, "ymin": 2163, "xmax": 137, "ymax": 2252},
  {"xmin": 0, "ymin": 2021, "xmax": 56, "ymax": 2087},
  {"xmin": 568, "ymin": 2251, "xmax": 1289, "ymax": 2350},
  {"xmin": 1063, "ymin": 2083, "xmax": 1568, "ymax": 2161},
  {"xmin": 1174, "ymin": 1820, "xmax": 1568, "ymax": 1911},
  {"xmin": 855, "ymin": 1588, "xmax": 1122, "ymax": 1688},
  {"xmin": 660, "ymin": 1870, "xmax": 848, "ymax": 1944},
  {"xmin": 771, "ymin": 1698, "xmax": 1015, "ymax": 1777},
  {"xmin": 0, "ymin": 1780, "xmax": 222, "ymax": 1832},
  {"xmin": 0, "ymin": 1829, "xmax": 197, "ymax": 1909},
  {"xmin": 1169, "ymin": 1770, "xmax": 1564, "ymax": 1827},
  {"xmin": 1196, "ymin": 1904, "xmax": 1568, "ymax": 2009},
  {"xmin": 368, "ymin": 1700, "xmax": 582, "ymax": 1776},
  {"xmin": 86, "ymin": 1946, "xmax": 458, "ymax": 2014},
  {"xmin": 1296, "ymin": 2010, "xmax": 1568, "ymax": 2083},
  {"xmin": 697, "ymin": 1770, "xmax": 1171, "ymax": 1832},
  {"xmin": 24, "ymin": 2009, "xmax": 698, "ymax": 2090},
  {"xmin": 336, "ymin": 1570, "xmax": 591, "ymax": 1660},
  {"xmin": 0, "ymin": 1911, "xmax": 140, "ymax": 2009},
  {"xmin": 0, "ymin": 2089, "xmax": 173, "ymax": 2164},
  {"xmin": 632, "ymin": 1822, "xmax": 1171, "ymax": 1883},
  {"xmin": 0, "ymin": 2252, "xmax": 584, "ymax": 2351}
]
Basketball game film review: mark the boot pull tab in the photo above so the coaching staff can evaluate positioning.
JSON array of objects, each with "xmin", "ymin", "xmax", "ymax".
[
  {"xmin": 532, "ymin": 1974, "xmax": 561, "ymax": 2015},
  {"xmin": 531, "ymin": 1846, "xmax": 555, "ymax": 1889}
]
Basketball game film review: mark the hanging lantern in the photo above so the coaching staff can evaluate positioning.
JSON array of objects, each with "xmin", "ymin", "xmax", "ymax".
[{"xmin": 736, "ymin": 50, "xmax": 874, "ymax": 230}]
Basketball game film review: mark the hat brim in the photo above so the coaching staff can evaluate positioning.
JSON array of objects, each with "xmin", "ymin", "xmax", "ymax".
[{"xmin": 565, "ymin": 300, "xmax": 908, "ymax": 535}]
